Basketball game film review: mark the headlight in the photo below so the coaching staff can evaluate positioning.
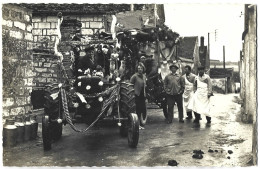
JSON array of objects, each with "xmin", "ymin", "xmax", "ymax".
[
  {"xmin": 86, "ymin": 85, "xmax": 91, "ymax": 90},
  {"xmin": 98, "ymin": 81, "xmax": 104, "ymax": 86},
  {"xmin": 85, "ymin": 104, "xmax": 91, "ymax": 109},
  {"xmin": 73, "ymin": 102, "xmax": 79, "ymax": 108},
  {"xmin": 98, "ymin": 97, "xmax": 103, "ymax": 102},
  {"xmin": 116, "ymin": 77, "xmax": 121, "ymax": 82},
  {"xmin": 78, "ymin": 82, "xmax": 82, "ymax": 87}
]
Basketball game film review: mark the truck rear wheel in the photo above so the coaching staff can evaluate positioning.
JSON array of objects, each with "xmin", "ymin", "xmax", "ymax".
[{"xmin": 119, "ymin": 82, "xmax": 136, "ymax": 138}]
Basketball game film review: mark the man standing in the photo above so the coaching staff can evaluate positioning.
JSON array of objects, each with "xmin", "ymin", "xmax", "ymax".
[
  {"xmin": 182, "ymin": 65, "xmax": 196, "ymax": 119},
  {"xmin": 190, "ymin": 66, "xmax": 213, "ymax": 124},
  {"xmin": 164, "ymin": 63, "xmax": 185, "ymax": 123}
]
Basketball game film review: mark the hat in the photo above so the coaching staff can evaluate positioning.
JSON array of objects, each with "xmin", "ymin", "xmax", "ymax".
[{"xmin": 169, "ymin": 63, "xmax": 179, "ymax": 69}]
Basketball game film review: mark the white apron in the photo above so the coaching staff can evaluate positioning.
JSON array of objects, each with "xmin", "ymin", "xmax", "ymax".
[
  {"xmin": 183, "ymin": 75, "xmax": 194, "ymax": 113},
  {"xmin": 190, "ymin": 77, "xmax": 211, "ymax": 116}
]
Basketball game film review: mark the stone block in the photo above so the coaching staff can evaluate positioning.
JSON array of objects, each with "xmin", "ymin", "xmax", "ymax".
[
  {"xmin": 42, "ymin": 29, "xmax": 47, "ymax": 35},
  {"xmin": 35, "ymin": 67, "xmax": 48, "ymax": 72},
  {"xmin": 47, "ymin": 78, "xmax": 58, "ymax": 83},
  {"xmin": 24, "ymin": 14, "xmax": 31, "ymax": 22},
  {"xmin": 32, "ymin": 29, "xmax": 42, "ymax": 36},
  {"xmin": 94, "ymin": 16, "xmax": 103, "ymax": 21},
  {"xmin": 2, "ymin": 108, "xmax": 10, "ymax": 117},
  {"xmin": 25, "ymin": 69, "xmax": 35, "ymax": 77},
  {"xmin": 2, "ymin": 97, "xmax": 15, "ymax": 107},
  {"xmin": 42, "ymin": 73, "xmax": 52, "ymax": 77},
  {"xmin": 32, "ymin": 17, "xmax": 42, "ymax": 22},
  {"xmin": 47, "ymin": 16, "xmax": 58, "ymax": 22},
  {"xmin": 38, "ymin": 35, "xmax": 50, "ymax": 42},
  {"xmin": 37, "ymin": 77, "xmax": 47, "ymax": 83},
  {"xmin": 10, "ymin": 107, "xmax": 25, "ymax": 116},
  {"xmin": 14, "ymin": 21, "xmax": 26, "ymax": 30},
  {"xmin": 43, "ymin": 63, "xmax": 51, "ymax": 68},
  {"xmin": 26, "ymin": 96, "xmax": 31, "ymax": 104},
  {"xmin": 16, "ymin": 97, "xmax": 26, "ymax": 106},
  {"xmin": 89, "ymin": 22, "xmax": 103, "ymax": 28},
  {"xmin": 27, "ymin": 78, "xmax": 33, "ymax": 85},
  {"xmin": 25, "ymin": 33, "xmax": 33, "ymax": 41},
  {"xmin": 81, "ymin": 29, "xmax": 93, "ymax": 35},
  {"xmin": 38, "ymin": 22, "xmax": 51, "ymax": 29},
  {"xmin": 10, "ymin": 30, "xmax": 23, "ymax": 39},
  {"xmin": 27, "ymin": 25, "xmax": 32, "ymax": 32},
  {"xmin": 27, "ymin": 42, "xmax": 33, "ymax": 50},
  {"xmin": 33, "ymin": 22, "xmax": 39, "ymax": 29},
  {"xmin": 33, "ymin": 36, "xmax": 38, "ymax": 42},
  {"xmin": 47, "ymin": 29, "xmax": 57, "ymax": 36},
  {"xmin": 81, "ymin": 16, "xmax": 94, "ymax": 21},
  {"xmin": 2, "ymin": 19, "xmax": 13, "ymax": 27},
  {"xmin": 51, "ymin": 22, "xmax": 57, "ymax": 29},
  {"xmin": 50, "ymin": 36, "xmax": 56, "ymax": 42}
]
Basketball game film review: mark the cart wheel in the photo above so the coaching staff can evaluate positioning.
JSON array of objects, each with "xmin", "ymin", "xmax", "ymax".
[
  {"xmin": 42, "ymin": 115, "xmax": 52, "ymax": 151},
  {"xmin": 161, "ymin": 98, "xmax": 168, "ymax": 119},
  {"xmin": 52, "ymin": 123, "xmax": 62, "ymax": 141},
  {"xmin": 128, "ymin": 113, "xmax": 139, "ymax": 148}
]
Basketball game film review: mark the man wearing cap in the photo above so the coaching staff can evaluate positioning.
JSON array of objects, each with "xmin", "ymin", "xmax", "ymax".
[
  {"xmin": 164, "ymin": 63, "xmax": 185, "ymax": 123},
  {"xmin": 189, "ymin": 66, "xmax": 213, "ymax": 124}
]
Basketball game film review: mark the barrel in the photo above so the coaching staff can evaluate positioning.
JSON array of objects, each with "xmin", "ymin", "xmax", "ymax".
[
  {"xmin": 15, "ymin": 116, "xmax": 25, "ymax": 143},
  {"xmin": 24, "ymin": 116, "xmax": 32, "ymax": 141},
  {"xmin": 3, "ymin": 119, "xmax": 17, "ymax": 147},
  {"xmin": 30, "ymin": 115, "xmax": 38, "ymax": 140}
]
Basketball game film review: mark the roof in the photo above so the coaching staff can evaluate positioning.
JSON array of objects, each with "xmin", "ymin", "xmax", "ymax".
[
  {"xmin": 210, "ymin": 68, "xmax": 233, "ymax": 78},
  {"xmin": 14, "ymin": 3, "xmax": 145, "ymax": 16},
  {"xmin": 178, "ymin": 36, "xmax": 198, "ymax": 59}
]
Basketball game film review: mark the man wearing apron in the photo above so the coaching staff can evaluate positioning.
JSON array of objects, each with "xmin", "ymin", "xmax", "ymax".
[
  {"xmin": 189, "ymin": 66, "xmax": 213, "ymax": 124},
  {"xmin": 182, "ymin": 65, "xmax": 196, "ymax": 119}
]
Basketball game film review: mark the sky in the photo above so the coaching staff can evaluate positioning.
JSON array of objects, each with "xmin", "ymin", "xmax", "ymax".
[{"xmin": 164, "ymin": 3, "xmax": 245, "ymax": 62}]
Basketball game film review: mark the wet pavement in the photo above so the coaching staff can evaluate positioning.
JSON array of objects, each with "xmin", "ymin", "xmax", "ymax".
[{"xmin": 2, "ymin": 93, "xmax": 254, "ymax": 167}]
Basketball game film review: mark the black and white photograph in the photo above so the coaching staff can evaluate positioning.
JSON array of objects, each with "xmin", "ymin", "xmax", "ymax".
[{"xmin": 1, "ymin": 0, "xmax": 258, "ymax": 167}]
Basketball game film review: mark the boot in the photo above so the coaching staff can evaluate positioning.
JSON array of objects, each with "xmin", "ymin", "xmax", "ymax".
[
  {"xmin": 206, "ymin": 116, "xmax": 211, "ymax": 124},
  {"xmin": 193, "ymin": 112, "xmax": 200, "ymax": 123},
  {"xmin": 186, "ymin": 111, "xmax": 192, "ymax": 119}
]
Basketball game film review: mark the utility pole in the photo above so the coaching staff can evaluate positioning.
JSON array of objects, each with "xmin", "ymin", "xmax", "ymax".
[
  {"xmin": 206, "ymin": 32, "xmax": 210, "ymax": 70},
  {"xmin": 223, "ymin": 45, "xmax": 226, "ymax": 69}
]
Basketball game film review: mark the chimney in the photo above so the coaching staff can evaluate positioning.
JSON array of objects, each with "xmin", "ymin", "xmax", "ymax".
[{"xmin": 200, "ymin": 36, "xmax": 204, "ymax": 47}]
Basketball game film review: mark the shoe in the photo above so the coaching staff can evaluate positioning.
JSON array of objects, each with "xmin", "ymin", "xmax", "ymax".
[
  {"xmin": 207, "ymin": 121, "xmax": 211, "ymax": 124},
  {"xmin": 139, "ymin": 126, "xmax": 145, "ymax": 130},
  {"xmin": 179, "ymin": 120, "xmax": 184, "ymax": 123},
  {"xmin": 185, "ymin": 116, "xmax": 192, "ymax": 120}
]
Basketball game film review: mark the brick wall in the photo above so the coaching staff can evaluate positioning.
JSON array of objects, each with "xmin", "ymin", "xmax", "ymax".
[{"xmin": 2, "ymin": 4, "xmax": 34, "ymax": 117}]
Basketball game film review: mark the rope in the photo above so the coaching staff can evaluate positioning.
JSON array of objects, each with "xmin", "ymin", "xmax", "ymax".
[{"xmin": 61, "ymin": 85, "xmax": 120, "ymax": 132}]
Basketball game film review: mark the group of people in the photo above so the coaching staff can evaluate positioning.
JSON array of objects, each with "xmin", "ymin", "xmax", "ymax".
[{"xmin": 130, "ymin": 60, "xmax": 213, "ymax": 129}]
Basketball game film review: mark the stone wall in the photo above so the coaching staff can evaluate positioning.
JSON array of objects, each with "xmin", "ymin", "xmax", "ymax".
[
  {"xmin": 32, "ymin": 14, "xmax": 106, "ymax": 51},
  {"xmin": 240, "ymin": 5, "xmax": 257, "ymax": 165},
  {"xmin": 2, "ymin": 4, "xmax": 34, "ymax": 117}
]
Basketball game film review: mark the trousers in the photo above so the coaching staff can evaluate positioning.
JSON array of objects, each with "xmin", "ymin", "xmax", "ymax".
[{"xmin": 166, "ymin": 94, "xmax": 183, "ymax": 122}]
